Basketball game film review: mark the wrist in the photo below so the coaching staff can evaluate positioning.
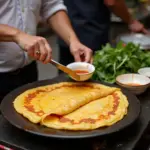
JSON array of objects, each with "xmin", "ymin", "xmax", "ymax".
[
  {"xmin": 119, "ymin": 12, "xmax": 134, "ymax": 25},
  {"xmin": 12, "ymin": 29, "xmax": 23, "ymax": 43},
  {"xmin": 68, "ymin": 34, "xmax": 80, "ymax": 46}
]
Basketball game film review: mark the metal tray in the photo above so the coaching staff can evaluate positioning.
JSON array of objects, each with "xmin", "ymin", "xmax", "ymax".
[{"xmin": 117, "ymin": 33, "xmax": 150, "ymax": 50}]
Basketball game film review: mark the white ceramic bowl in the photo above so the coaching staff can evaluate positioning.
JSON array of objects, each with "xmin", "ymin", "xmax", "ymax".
[
  {"xmin": 138, "ymin": 67, "xmax": 150, "ymax": 78},
  {"xmin": 67, "ymin": 62, "xmax": 95, "ymax": 81},
  {"xmin": 116, "ymin": 74, "xmax": 150, "ymax": 95}
]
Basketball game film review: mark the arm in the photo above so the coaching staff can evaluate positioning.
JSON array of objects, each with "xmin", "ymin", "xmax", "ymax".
[
  {"xmin": 104, "ymin": 0, "xmax": 148, "ymax": 33},
  {"xmin": 41, "ymin": 0, "xmax": 76, "ymax": 45},
  {"xmin": 0, "ymin": 24, "xmax": 19, "ymax": 42},
  {"xmin": 48, "ymin": 10, "xmax": 78, "ymax": 46},
  {"xmin": 0, "ymin": 24, "xmax": 52, "ymax": 63},
  {"xmin": 49, "ymin": 11, "xmax": 92, "ymax": 62},
  {"xmin": 105, "ymin": 0, "xmax": 132, "ymax": 24},
  {"xmin": 41, "ymin": 0, "xmax": 92, "ymax": 63}
]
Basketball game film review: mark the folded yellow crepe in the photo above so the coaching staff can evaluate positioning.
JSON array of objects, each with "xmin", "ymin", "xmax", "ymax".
[
  {"xmin": 40, "ymin": 82, "xmax": 120, "ymax": 117},
  {"xmin": 42, "ymin": 91, "xmax": 128, "ymax": 130},
  {"xmin": 13, "ymin": 82, "xmax": 128, "ymax": 130}
]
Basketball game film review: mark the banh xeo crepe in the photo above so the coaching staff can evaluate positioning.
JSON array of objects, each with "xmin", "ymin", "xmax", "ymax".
[
  {"xmin": 42, "ymin": 91, "xmax": 128, "ymax": 130},
  {"xmin": 13, "ymin": 82, "xmax": 128, "ymax": 130},
  {"xmin": 14, "ymin": 82, "xmax": 119, "ymax": 123}
]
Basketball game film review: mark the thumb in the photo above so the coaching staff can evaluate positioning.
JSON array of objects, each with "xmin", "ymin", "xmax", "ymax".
[
  {"xmin": 90, "ymin": 57, "xmax": 93, "ymax": 64},
  {"xmin": 85, "ymin": 48, "xmax": 93, "ymax": 63}
]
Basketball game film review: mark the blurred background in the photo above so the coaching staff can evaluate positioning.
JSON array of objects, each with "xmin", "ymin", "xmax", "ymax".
[{"xmin": 36, "ymin": 0, "xmax": 150, "ymax": 81}]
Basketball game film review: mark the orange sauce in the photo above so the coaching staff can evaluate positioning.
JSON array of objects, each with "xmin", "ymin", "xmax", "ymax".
[
  {"xmin": 126, "ymin": 83, "xmax": 141, "ymax": 86},
  {"xmin": 74, "ymin": 70, "xmax": 89, "ymax": 75}
]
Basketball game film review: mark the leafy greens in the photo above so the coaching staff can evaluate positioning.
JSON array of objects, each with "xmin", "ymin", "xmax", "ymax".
[{"xmin": 92, "ymin": 42, "xmax": 150, "ymax": 84}]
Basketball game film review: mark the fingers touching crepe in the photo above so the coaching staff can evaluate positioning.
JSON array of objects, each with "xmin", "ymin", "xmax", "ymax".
[{"xmin": 13, "ymin": 82, "xmax": 128, "ymax": 130}]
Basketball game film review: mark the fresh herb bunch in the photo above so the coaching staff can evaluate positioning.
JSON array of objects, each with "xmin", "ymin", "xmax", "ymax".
[{"xmin": 92, "ymin": 42, "xmax": 150, "ymax": 84}]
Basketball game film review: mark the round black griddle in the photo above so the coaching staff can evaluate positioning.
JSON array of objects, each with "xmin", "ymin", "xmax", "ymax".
[{"xmin": 0, "ymin": 75, "xmax": 141, "ymax": 139}]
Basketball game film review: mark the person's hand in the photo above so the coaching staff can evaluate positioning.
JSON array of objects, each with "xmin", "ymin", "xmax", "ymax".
[
  {"xmin": 69, "ymin": 40, "xmax": 93, "ymax": 63},
  {"xmin": 14, "ymin": 31, "xmax": 52, "ymax": 64},
  {"xmin": 129, "ymin": 20, "xmax": 149, "ymax": 34}
]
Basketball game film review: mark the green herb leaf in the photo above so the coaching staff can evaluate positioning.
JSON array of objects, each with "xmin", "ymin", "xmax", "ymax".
[{"xmin": 92, "ymin": 42, "xmax": 150, "ymax": 84}]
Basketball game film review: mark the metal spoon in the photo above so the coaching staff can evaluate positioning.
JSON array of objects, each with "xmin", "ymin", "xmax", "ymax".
[{"xmin": 50, "ymin": 59, "xmax": 80, "ymax": 81}]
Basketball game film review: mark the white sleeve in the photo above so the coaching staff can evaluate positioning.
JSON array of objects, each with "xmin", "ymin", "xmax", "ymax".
[{"xmin": 41, "ymin": 0, "xmax": 67, "ymax": 22}]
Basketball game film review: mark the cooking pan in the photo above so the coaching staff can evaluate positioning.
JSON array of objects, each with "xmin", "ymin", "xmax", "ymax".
[{"xmin": 0, "ymin": 75, "xmax": 141, "ymax": 139}]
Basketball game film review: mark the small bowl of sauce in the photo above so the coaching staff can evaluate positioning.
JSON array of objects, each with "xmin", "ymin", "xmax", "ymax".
[
  {"xmin": 116, "ymin": 74, "xmax": 150, "ymax": 95},
  {"xmin": 67, "ymin": 62, "xmax": 95, "ymax": 81}
]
